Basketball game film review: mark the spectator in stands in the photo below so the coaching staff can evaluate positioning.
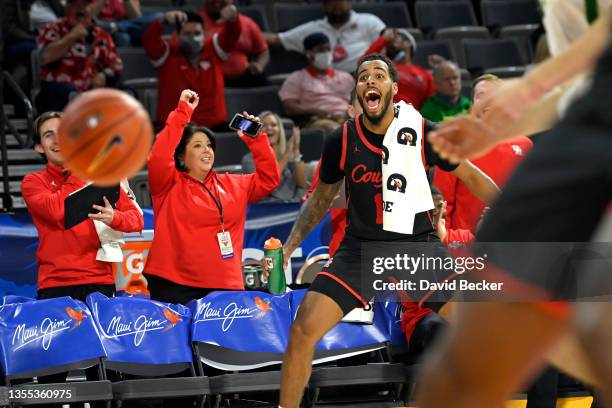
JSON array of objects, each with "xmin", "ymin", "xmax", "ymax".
[
  {"xmin": 279, "ymin": 32, "xmax": 354, "ymax": 134},
  {"xmin": 90, "ymin": 0, "xmax": 161, "ymax": 46},
  {"xmin": 420, "ymin": 60, "xmax": 470, "ymax": 122},
  {"xmin": 265, "ymin": 0, "xmax": 385, "ymax": 73},
  {"xmin": 143, "ymin": 8, "xmax": 241, "ymax": 130},
  {"xmin": 433, "ymin": 74, "xmax": 533, "ymax": 232},
  {"xmin": 0, "ymin": 0, "xmax": 63, "ymax": 93},
  {"xmin": 363, "ymin": 28, "xmax": 435, "ymax": 109},
  {"xmin": 143, "ymin": 90, "xmax": 279, "ymax": 305},
  {"xmin": 22, "ymin": 111, "xmax": 143, "ymax": 301},
  {"xmin": 35, "ymin": 0, "xmax": 123, "ymax": 113},
  {"xmin": 22, "ymin": 112, "xmax": 142, "ymax": 402},
  {"xmin": 242, "ymin": 111, "xmax": 307, "ymax": 202},
  {"xmin": 199, "ymin": 0, "xmax": 269, "ymax": 87}
]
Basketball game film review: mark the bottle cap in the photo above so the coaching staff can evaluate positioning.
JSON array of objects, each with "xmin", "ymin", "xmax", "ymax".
[{"xmin": 264, "ymin": 237, "xmax": 283, "ymax": 250}]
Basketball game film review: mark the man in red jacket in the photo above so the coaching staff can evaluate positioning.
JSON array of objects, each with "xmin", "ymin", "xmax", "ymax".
[
  {"xmin": 21, "ymin": 111, "xmax": 144, "ymax": 302},
  {"xmin": 433, "ymin": 74, "xmax": 533, "ymax": 231},
  {"xmin": 143, "ymin": 8, "xmax": 241, "ymax": 129}
]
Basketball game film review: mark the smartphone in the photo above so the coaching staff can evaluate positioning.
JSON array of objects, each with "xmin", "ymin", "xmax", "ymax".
[{"xmin": 229, "ymin": 113, "xmax": 264, "ymax": 138}]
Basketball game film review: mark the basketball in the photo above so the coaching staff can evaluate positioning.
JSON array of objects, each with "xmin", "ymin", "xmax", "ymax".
[{"xmin": 58, "ymin": 89, "xmax": 153, "ymax": 186}]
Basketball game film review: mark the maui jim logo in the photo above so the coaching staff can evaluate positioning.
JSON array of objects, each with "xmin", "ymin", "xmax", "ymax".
[
  {"xmin": 195, "ymin": 298, "xmax": 272, "ymax": 332},
  {"xmin": 103, "ymin": 313, "xmax": 177, "ymax": 347},
  {"xmin": 195, "ymin": 302, "xmax": 258, "ymax": 332},
  {"xmin": 12, "ymin": 318, "xmax": 72, "ymax": 351}
]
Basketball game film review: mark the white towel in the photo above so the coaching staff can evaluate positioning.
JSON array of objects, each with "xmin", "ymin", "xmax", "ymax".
[
  {"xmin": 94, "ymin": 180, "xmax": 143, "ymax": 262},
  {"xmin": 382, "ymin": 101, "xmax": 434, "ymax": 234}
]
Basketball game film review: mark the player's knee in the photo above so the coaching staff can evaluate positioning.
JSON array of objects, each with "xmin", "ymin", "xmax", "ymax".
[{"xmin": 289, "ymin": 314, "xmax": 322, "ymax": 346}]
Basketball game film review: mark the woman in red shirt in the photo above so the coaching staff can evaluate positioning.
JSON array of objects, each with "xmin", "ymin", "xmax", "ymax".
[{"xmin": 143, "ymin": 90, "xmax": 280, "ymax": 304}]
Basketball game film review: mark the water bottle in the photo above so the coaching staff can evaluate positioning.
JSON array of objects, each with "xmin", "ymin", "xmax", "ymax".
[{"xmin": 264, "ymin": 237, "xmax": 285, "ymax": 294}]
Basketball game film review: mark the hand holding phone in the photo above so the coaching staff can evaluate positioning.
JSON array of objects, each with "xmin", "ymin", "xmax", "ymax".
[{"xmin": 229, "ymin": 112, "xmax": 264, "ymax": 138}]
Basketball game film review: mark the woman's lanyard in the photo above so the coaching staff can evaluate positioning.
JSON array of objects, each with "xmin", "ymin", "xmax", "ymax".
[
  {"xmin": 200, "ymin": 177, "xmax": 234, "ymax": 259},
  {"xmin": 201, "ymin": 179, "xmax": 224, "ymax": 231}
]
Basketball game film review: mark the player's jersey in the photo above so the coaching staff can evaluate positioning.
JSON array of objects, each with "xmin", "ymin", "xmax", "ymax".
[{"xmin": 319, "ymin": 113, "xmax": 458, "ymax": 242}]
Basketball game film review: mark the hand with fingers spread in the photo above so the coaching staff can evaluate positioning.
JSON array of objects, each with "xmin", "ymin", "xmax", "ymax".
[
  {"xmin": 427, "ymin": 115, "xmax": 500, "ymax": 163},
  {"xmin": 179, "ymin": 89, "xmax": 199, "ymax": 110},
  {"xmin": 88, "ymin": 196, "xmax": 115, "ymax": 226}
]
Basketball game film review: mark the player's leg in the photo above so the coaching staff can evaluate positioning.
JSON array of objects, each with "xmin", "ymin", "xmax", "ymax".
[
  {"xmin": 280, "ymin": 273, "xmax": 363, "ymax": 408},
  {"xmin": 417, "ymin": 302, "xmax": 569, "ymax": 408}
]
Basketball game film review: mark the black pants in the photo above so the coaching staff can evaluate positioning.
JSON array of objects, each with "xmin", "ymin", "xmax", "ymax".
[
  {"xmin": 144, "ymin": 273, "xmax": 227, "ymax": 305},
  {"xmin": 36, "ymin": 284, "xmax": 115, "ymax": 408}
]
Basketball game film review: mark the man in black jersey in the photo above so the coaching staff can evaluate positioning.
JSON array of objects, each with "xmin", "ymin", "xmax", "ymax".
[
  {"xmin": 277, "ymin": 54, "xmax": 500, "ymax": 408},
  {"xmin": 417, "ymin": 10, "xmax": 612, "ymax": 408}
]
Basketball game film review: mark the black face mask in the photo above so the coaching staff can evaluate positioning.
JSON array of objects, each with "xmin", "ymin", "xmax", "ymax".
[{"xmin": 327, "ymin": 11, "xmax": 351, "ymax": 26}]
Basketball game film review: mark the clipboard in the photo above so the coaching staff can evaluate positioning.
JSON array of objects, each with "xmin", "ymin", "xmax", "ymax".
[{"xmin": 64, "ymin": 184, "xmax": 120, "ymax": 230}]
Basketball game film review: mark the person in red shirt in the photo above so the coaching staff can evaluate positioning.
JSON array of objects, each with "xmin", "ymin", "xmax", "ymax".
[
  {"xmin": 36, "ymin": 0, "xmax": 123, "ymax": 113},
  {"xmin": 143, "ymin": 8, "xmax": 241, "ymax": 129},
  {"xmin": 199, "ymin": 0, "xmax": 269, "ymax": 86},
  {"xmin": 89, "ymin": 0, "xmax": 162, "ymax": 46},
  {"xmin": 21, "ymin": 111, "xmax": 144, "ymax": 301},
  {"xmin": 433, "ymin": 74, "xmax": 534, "ymax": 231},
  {"xmin": 143, "ymin": 90, "xmax": 280, "ymax": 305},
  {"xmin": 363, "ymin": 28, "xmax": 436, "ymax": 109}
]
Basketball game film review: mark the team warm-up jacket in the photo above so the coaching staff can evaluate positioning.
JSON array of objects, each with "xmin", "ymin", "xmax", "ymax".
[
  {"xmin": 21, "ymin": 165, "xmax": 144, "ymax": 290},
  {"xmin": 144, "ymin": 101, "xmax": 279, "ymax": 289}
]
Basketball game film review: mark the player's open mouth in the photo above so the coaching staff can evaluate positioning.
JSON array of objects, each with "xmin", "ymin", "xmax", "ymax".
[
  {"xmin": 365, "ymin": 90, "xmax": 381, "ymax": 112},
  {"xmin": 200, "ymin": 155, "xmax": 212, "ymax": 163},
  {"xmin": 51, "ymin": 148, "xmax": 60, "ymax": 153}
]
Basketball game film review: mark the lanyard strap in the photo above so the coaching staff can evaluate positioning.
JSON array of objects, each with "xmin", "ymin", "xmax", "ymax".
[
  {"xmin": 201, "ymin": 180, "xmax": 224, "ymax": 230},
  {"xmin": 585, "ymin": 0, "xmax": 598, "ymax": 24}
]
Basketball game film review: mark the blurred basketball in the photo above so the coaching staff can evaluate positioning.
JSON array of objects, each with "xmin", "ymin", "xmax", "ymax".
[{"xmin": 58, "ymin": 89, "xmax": 153, "ymax": 186}]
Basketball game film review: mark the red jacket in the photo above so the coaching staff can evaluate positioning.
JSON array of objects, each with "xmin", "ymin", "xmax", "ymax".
[
  {"xmin": 434, "ymin": 137, "xmax": 533, "ymax": 231},
  {"xmin": 144, "ymin": 101, "xmax": 279, "ymax": 289},
  {"xmin": 363, "ymin": 36, "xmax": 435, "ymax": 109},
  {"xmin": 201, "ymin": 12, "xmax": 268, "ymax": 80},
  {"xmin": 21, "ymin": 165, "xmax": 144, "ymax": 290},
  {"xmin": 143, "ymin": 17, "xmax": 241, "ymax": 127}
]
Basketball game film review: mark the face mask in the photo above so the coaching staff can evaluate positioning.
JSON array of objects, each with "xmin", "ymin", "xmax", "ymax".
[
  {"xmin": 312, "ymin": 51, "xmax": 333, "ymax": 71},
  {"xmin": 393, "ymin": 51, "xmax": 406, "ymax": 62},
  {"xmin": 179, "ymin": 34, "xmax": 204, "ymax": 56}
]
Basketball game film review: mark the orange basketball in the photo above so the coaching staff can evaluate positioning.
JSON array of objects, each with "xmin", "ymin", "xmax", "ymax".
[{"xmin": 58, "ymin": 89, "xmax": 153, "ymax": 186}]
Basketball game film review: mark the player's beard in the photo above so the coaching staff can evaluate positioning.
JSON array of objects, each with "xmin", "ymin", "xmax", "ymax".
[{"xmin": 359, "ymin": 90, "xmax": 393, "ymax": 125}]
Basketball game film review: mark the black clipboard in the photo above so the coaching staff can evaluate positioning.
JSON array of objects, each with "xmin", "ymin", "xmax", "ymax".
[{"xmin": 64, "ymin": 184, "xmax": 120, "ymax": 230}]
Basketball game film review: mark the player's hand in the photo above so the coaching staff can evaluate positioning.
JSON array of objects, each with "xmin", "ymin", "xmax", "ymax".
[
  {"xmin": 91, "ymin": 72, "xmax": 106, "ymax": 88},
  {"xmin": 179, "ymin": 89, "xmax": 199, "ymax": 110},
  {"xmin": 237, "ymin": 111, "xmax": 261, "ymax": 139},
  {"xmin": 164, "ymin": 10, "xmax": 187, "ymax": 25},
  {"xmin": 480, "ymin": 77, "xmax": 541, "ymax": 135},
  {"xmin": 427, "ymin": 115, "xmax": 499, "ymax": 162},
  {"xmin": 89, "ymin": 196, "xmax": 115, "ymax": 226},
  {"xmin": 217, "ymin": 4, "xmax": 238, "ymax": 23},
  {"xmin": 68, "ymin": 23, "xmax": 89, "ymax": 41}
]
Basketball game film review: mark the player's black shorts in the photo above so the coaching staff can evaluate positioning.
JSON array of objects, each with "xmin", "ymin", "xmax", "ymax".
[
  {"xmin": 476, "ymin": 75, "xmax": 612, "ymax": 299},
  {"xmin": 309, "ymin": 234, "xmax": 452, "ymax": 316}
]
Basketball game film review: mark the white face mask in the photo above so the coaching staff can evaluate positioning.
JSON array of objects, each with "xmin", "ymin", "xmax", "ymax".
[{"xmin": 312, "ymin": 51, "xmax": 333, "ymax": 71}]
